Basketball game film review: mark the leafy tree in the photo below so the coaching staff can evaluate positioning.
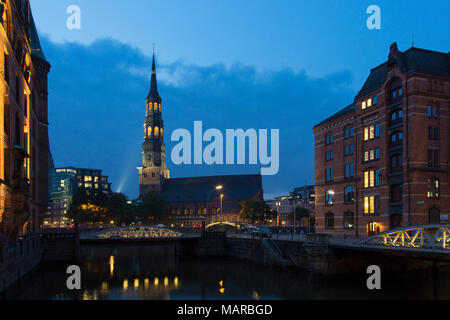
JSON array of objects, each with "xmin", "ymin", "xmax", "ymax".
[
  {"xmin": 108, "ymin": 193, "xmax": 134, "ymax": 226},
  {"xmin": 67, "ymin": 188, "xmax": 109, "ymax": 227},
  {"xmin": 137, "ymin": 191, "xmax": 172, "ymax": 225},
  {"xmin": 239, "ymin": 200, "xmax": 277, "ymax": 226}
]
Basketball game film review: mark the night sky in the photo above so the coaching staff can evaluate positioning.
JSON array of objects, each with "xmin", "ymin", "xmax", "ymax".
[{"xmin": 30, "ymin": 0, "xmax": 450, "ymax": 199}]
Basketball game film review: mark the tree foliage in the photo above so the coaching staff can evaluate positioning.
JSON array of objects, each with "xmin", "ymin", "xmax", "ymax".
[{"xmin": 239, "ymin": 200, "xmax": 277, "ymax": 226}]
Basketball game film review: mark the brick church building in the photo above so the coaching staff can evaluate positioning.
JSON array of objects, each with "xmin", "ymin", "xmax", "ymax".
[
  {"xmin": 137, "ymin": 54, "xmax": 263, "ymax": 226},
  {"xmin": 313, "ymin": 43, "xmax": 449, "ymax": 238}
]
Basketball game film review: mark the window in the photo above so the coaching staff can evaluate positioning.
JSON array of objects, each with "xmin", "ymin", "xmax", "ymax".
[
  {"xmin": 428, "ymin": 106, "xmax": 432, "ymax": 118},
  {"xmin": 345, "ymin": 163, "xmax": 354, "ymax": 178},
  {"xmin": 373, "ymin": 96, "xmax": 378, "ymax": 105},
  {"xmin": 364, "ymin": 125, "xmax": 379, "ymax": 141},
  {"xmin": 154, "ymin": 127, "xmax": 159, "ymax": 137},
  {"xmin": 346, "ymin": 144, "xmax": 354, "ymax": 156},
  {"xmin": 326, "ymin": 135, "xmax": 333, "ymax": 145},
  {"xmin": 325, "ymin": 190, "xmax": 335, "ymax": 205},
  {"xmin": 428, "ymin": 149, "xmax": 439, "ymax": 168},
  {"xmin": 429, "ymin": 207, "xmax": 441, "ymax": 224},
  {"xmin": 364, "ymin": 169, "xmax": 380, "ymax": 188},
  {"xmin": 344, "ymin": 212, "xmax": 355, "ymax": 230},
  {"xmin": 362, "ymin": 98, "xmax": 373, "ymax": 110},
  {"xmin": 344, "ymin": 186, "xmax": 355, "ymax": 204},
  {"xmin": 427, "ymin": 177, "xmax": 440, "ymax": 199},
  {"xmin": 325, "ymin": 212, "xmax": 334, "ymax": 229},
  {"xmin": 433, "ymin": 106, "xmax": 438, "ymax": 119},
  {"xmin": 326, "ymin": 168, "xmax": 333, "ymax": 182},
  {"xmin": 326, "ymin": 151, "xmax": 333, "ymax": 161},
  {"xmin": 390, "ymin": 185, "xmax": 402, "ymax": 203},
  {"xmin": 429, "ymin": 127, "xmax": 439, "ymax": 140},
  {"xmin": 364, "ymin": 196, "xmax": 379, "ymax": 215}
]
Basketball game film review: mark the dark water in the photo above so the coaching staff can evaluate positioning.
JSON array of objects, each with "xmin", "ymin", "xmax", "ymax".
[{"xmin": 4, "ymin": 243, "xmax": 450, "ymax": 300}]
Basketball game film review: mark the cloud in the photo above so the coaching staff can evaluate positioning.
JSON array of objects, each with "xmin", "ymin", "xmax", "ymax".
[{"xmin": 42, "ymin": 37, "xmax": 356, "ymax": 199}]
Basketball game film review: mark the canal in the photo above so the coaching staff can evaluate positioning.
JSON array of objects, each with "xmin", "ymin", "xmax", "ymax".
[{"xmin": 4, "ymin": 243, "xmax": 450, "ymax": 300}]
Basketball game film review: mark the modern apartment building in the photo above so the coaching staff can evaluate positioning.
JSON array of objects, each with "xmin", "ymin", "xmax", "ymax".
[
  {"xmin": 313, "ymin": 43, "xmax": 449, "ymax": 238},
  {"xmin": 44, "ymin": 167, "xmax": 112, "ymax": 228}
]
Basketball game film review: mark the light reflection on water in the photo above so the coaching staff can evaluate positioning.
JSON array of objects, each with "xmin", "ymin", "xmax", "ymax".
[{"xmin": 4, "ymin": 243, "xmax": 450, "ymax": 300}]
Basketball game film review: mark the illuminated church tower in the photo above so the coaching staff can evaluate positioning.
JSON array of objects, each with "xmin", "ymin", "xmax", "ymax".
[{"xmin": 138, "ymin": 53, "xmax": 170, "ymax": 197}]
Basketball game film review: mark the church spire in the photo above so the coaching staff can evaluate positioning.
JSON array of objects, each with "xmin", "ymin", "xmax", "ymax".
[{"xmin": 146, "ymin": 52, "xmax": 161, "ymax": 103}]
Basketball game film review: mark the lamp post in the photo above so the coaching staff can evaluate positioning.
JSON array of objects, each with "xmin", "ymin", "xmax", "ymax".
[
  {"xmin": 206, "ymin": 185, "xmax": 223, "ymax": 225},
  {"xmin": 220, "ymin": 194, "xmax": 224, "ymax": 223}
]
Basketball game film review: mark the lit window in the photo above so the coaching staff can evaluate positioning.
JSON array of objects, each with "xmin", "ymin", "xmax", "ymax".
[
  {"xmin": 325, "ymin": 190, "xmax": 334, "ymax": 205},
  {"xmin": 427, "ymin": 177, "xmax": 440, "ymax": 199},
  {"xmin": 154, "ymin": 127, "xmax": 159, "ymax": 136},
  {"xmin": 364, "ymin": 196, "xmax": 378, "ymax": 214},
  {"xmin": 367, "ymin": 98, "xmax": 372, "ymax": 108},
  {"xmin": 85, "ymin": 176, "xmax": 92, "ymax": 182},
  {"xmin": 362, "ymin": 101, "xmax": 366, "ymax": 110}
]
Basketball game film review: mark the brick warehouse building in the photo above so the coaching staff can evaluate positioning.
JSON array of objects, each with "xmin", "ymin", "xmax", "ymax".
[
  {"xmin": 0, "ymin": 1, "xmax": 50, "ymax": 291},
  {"xmin": 313, "ymin": 43, "xmax": 449, "ymax": 238}
]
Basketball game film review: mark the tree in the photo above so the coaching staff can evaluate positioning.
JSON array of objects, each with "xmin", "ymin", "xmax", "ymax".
[
  {"xmin": 108, "ymin": 193, "xmax": 134, "ymax": 226},
  {"xmin": 67, "ymin": 188, "xmax": 109, "ymax": 228},
  {"xmin": 138, "ymin": 191, "xmax": 172, "ymax": 225},
  {"xmin": 239, "ymin": 201, "xmax": 277, "ymax": 226}
]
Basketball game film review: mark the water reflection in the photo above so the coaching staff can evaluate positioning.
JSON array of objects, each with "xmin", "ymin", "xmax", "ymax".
[{"xmin": 4, "ymin": 243, "xmax": 450, "ymax": 300}]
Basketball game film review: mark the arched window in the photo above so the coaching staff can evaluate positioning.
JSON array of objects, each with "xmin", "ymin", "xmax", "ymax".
[
  {"xmin": 344, "ymin": 211, "xmax": 354, "ymax": 230},
  {"xmin": 325, "ymin": 190, "xmax": 335, "ymax": 206},
  {"xmin": 159, "ymin": 104, "xmax": 161, "ymax": 112},
  {"xmin": 429, "ymin": 207, "xmax": 441, "ymax": 224},
  {"xmin": 344, "ymin": 186, "xmax": 354, "ymax": 204},
  {"xmin": 160, "ymin": 128, "xmax": 163, "ymax": 137},
  {"xmin": 154, "ymin": 103, "xmax": 158, "ymax": 111},
  {"xmin": 147, "ymin": 127, "xmax": 152, "ymax": 137},
  {"xmin": 325, "ymin": 212, "xmax": 334, "ymax": 229},
  {"xmin": 154, "ymin": 127, "xmax": 159, "ymax": 137}
]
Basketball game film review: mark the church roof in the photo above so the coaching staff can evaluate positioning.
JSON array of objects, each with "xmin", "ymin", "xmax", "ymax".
[
  {"xmin": 161, "ymin": 174, "xmax": 262, "ymax": 203},
  {"xmin": 146, "ymin": 53, "xmax": 161, "ymax": 103}
]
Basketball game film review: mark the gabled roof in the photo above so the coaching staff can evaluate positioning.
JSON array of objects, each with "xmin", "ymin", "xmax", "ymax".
[
  {"xmin": 356, "ymin": 47, "xmax": 450, "ymax": 99},
  {"xmin": 313, "ymin": 103, "xmax": 355, "ymax": 129},
  {"xmin": 161, "ymin": 174, "xmax": 262, "ymax": 203}
]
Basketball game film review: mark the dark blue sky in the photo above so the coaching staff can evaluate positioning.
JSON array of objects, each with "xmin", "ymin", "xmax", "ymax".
[{"xmin": 31, "ymin": 1, "xmax": 450, "ymax": 199}]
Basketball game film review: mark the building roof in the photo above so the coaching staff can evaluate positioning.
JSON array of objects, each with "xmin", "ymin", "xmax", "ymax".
[
  {"xmin": 313, "ymin": 103, "xmax": 355, "ymax": 129},
  {"xmin": 161, "ymin": 174, "xmax": 262, "ymax": 203},
  {"xmin": 315, "ymin": 45, "xmax": 450, "ymax": 129},
  {"xmin": 28, "ymin": 9, "xmax": 47, "ymax": 61},
  {"xmin": 146, "ymin": 53, "xmax": 162, "ymax": 103},
  {"xmin": 356, "ymin": 46, "xmax": 450, "ymax": 99}
]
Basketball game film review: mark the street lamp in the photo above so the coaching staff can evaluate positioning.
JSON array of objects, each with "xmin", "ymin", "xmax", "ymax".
[
  {"xmin": 206, "ymin": 185, "xmax": 223, "ymax": 225},
  {"xmin": 220, "ymin": 194, "xmax": 224, "ymax": 223}
]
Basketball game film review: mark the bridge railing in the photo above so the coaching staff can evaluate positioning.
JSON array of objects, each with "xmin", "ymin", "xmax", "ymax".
[{"xmin": 359, "ymin": 224, "xmax": 450, "ymax": 251}]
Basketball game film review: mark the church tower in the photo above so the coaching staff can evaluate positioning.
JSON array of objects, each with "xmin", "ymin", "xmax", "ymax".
[{"xmin": 138, "ymin": 53, "xmax": 170, "ymax": 197}]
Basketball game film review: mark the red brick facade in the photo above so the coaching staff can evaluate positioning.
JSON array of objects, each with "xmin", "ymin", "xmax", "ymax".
[{"xmin": 313, "ymin": 43, "xmax": 449, "ymax": 238}]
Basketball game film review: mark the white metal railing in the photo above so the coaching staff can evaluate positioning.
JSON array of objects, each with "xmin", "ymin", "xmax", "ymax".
[{"xmin": 359, "ymin": 225, "xmax": 450, "ymax": 251}]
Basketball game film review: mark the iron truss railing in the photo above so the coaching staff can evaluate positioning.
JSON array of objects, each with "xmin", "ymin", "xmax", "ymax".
[
  {"xmin": 360, "ymin": 225, "xmax": 450, "ymax": 251},
  {"xmin": 96, "ymin": 226, "xmax": 182, "ymax": 239}
]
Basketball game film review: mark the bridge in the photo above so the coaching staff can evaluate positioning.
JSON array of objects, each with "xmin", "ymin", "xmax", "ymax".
[
  {"xmin": 80, "ymin": 226, "xmax": 198, "ymax": 241},
  {"xmin": 329, "ymin": 224, "xmax": 450, "ymax": 259}
]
